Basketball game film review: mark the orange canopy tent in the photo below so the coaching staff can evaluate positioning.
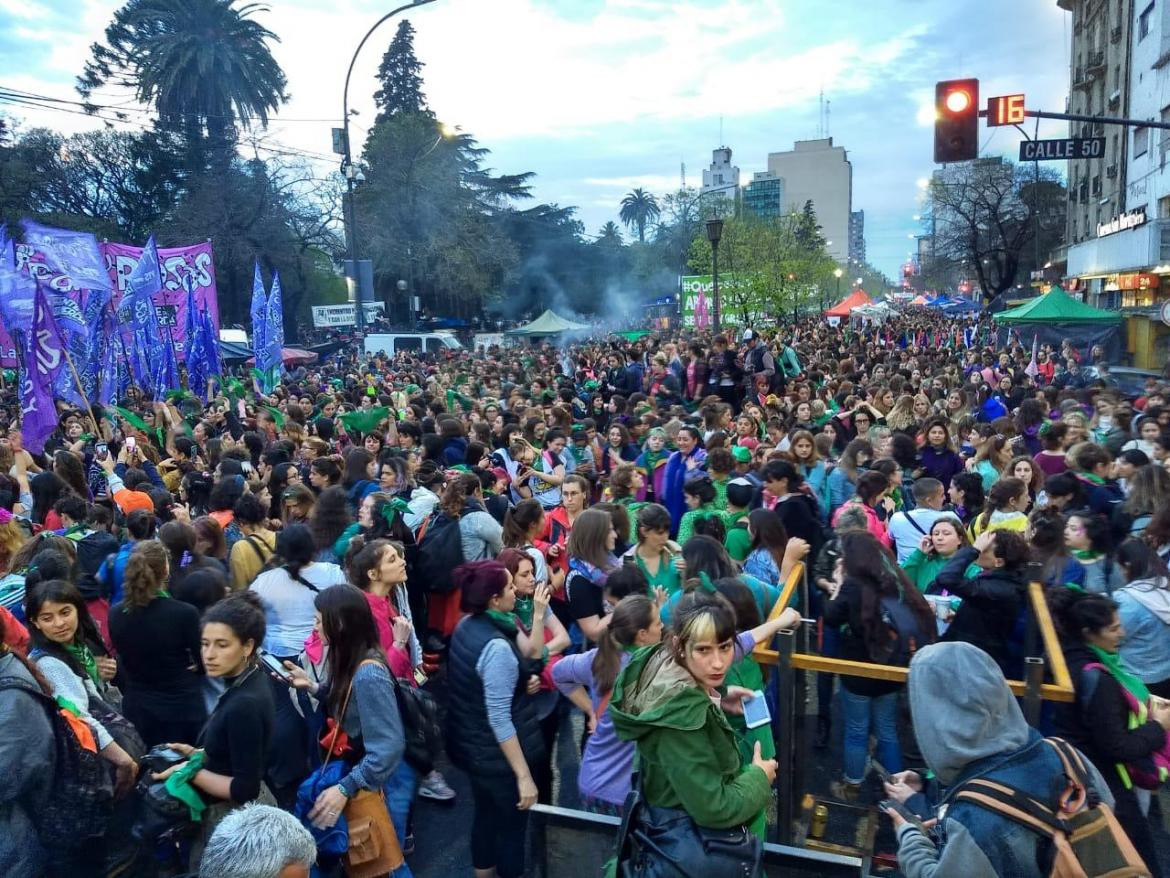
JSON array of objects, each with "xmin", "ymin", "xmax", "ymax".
[
  {"xmin": 825, "ymin": 289, "xmax": 872, "ymax": 317},
  {"xmin": 908, "ymin": 295, "xmax": 929, "ymax": 306}
]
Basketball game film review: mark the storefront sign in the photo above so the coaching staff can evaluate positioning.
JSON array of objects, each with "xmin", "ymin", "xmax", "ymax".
[
  {"xmin": 310, "ymin": 303, "xmax": 385, "ymax": 327},
  {"xmin": 1117, "ymin": 273, "xmax": 1160, "ymax": 291},
  {"xmin": 1097, "ymin": 208, "xmax": 1147, "ymax": 238}
]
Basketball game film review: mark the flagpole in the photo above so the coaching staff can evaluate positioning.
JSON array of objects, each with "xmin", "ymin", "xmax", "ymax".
[{"xmin": 61, "ymin": 347, "xmax": 101, "ymax": 437}]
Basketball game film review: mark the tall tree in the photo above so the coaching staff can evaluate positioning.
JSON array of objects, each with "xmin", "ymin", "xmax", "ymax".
[
  {"xmin": 78, "ymin": 0, "xmax": 287, "ymax": 167},
  {"xmin": 373, "ymin": 20, "xmax": 429, "ymax": 123},
  {"xmin": 619, "ymin": 188, "xmax": 660, "ymax": 243},
  {"xmin": 927, "ymin": 159, "xmax": 1065, "ymax": 301}
]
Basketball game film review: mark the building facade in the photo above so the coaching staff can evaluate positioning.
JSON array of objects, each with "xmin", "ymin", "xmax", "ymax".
[
  {"xmin": 743, "ymin": 171, "xmax": 785, "ymax": 218},
  {"xmin": 701, "ymin": 147, "xmax": 741, "ymax": 203},
  {"xmin": 849, "ymin": 210, "xmax": 866, "ymax": 266},
  {"xmin": 1061, "ymin": 0, "xmax": 1170, "ymax": 367},
  {"xmin": 766, "ymin": 138, "xmax": 852, "ymax": 263}
]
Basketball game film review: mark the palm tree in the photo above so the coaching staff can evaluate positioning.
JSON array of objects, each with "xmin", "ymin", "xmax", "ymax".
[
  {"xmin": 79, "ymin": 0, "xmax": 287, "ymax": 162},
  {"xmin": 619, "ymin": 188, "xmax": 660, "ymax": 243},
  {"xmin": 597, "ymin": 221, "xmax": 623, "ymax": 245}
]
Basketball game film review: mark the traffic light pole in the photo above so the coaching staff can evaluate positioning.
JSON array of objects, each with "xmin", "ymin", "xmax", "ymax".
[{"xmin": 984, "ymin": 108, "xmax": 1170, "ymax": 131}]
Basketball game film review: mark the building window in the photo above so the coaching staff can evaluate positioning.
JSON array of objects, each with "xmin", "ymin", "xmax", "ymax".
[
  {"xmin": 1135, "ymin": 125, "xmax": 1150, "ymax": 157},
  {"xmin": 1139, "ymin": 2, "xmax": 1154, "ymax": 40},
  {"xmin": 1162, "ymin": 106, "xmax": 1170, "ymax": 162}
]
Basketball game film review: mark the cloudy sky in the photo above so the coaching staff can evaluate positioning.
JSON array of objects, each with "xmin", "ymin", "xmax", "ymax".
[{"xmin": 0, "ymin": 0, "xmax": 1073, "ymax": 278}]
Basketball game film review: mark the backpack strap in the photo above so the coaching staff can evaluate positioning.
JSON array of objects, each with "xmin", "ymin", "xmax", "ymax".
[
  {"xmin": 899, "ymin": 511, "xmax": 928, "ymax": 536},
  {"xmin": 244, "ymin": 533, "xmax": 274, "ymax": 567},
  {"xmin": 953, "ymin": 778, "xmax": 1065, "ymax": 840}
]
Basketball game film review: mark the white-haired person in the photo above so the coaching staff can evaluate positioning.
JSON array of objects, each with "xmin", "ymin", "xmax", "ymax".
[{"xmin": 197, "ymin": 803, "xmax": 316, "ymax": 878}]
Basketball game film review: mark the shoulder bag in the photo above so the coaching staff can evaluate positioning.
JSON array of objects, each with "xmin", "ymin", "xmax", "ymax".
[
  {"xmin": 330, "ymin": 658, "xmax": 405, "ymax": 878},
  {"xmin": 614, "ymin": 768, "xmax": 762, "ymax": 878}
]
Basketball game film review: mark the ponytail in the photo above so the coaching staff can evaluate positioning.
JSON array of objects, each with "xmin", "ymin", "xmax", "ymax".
[
  {"xmin": 591, "ymin": 595, "xmax": 655, "ymax": 697},
  {"xmin": 979, "ymin": 477, "xmax": 1025, "ymax": 532},
  {"xmin": 122, "ymin": 540, "xmax": 169, "ymax": 609}
]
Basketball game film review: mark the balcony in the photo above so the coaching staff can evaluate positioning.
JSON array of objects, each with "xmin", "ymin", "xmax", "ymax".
[
  {"xmin": 1106, "ymin": 164, "xmax": 1118, "ymax": 179},
  {"xmin": 1085, "ymin": 50, "xmax": 1106, "ymax": 71},
  {"xmin": 1073, "ymin": 67, "xmax": 1093, "ymax": 89},
  {"xmin": 1111, "ymin": 25, "xmax": 1122, "ymax": 43},
  {"xmin": 1068, "ymin": 219, "xmax": 1170, "ymax": 277}
]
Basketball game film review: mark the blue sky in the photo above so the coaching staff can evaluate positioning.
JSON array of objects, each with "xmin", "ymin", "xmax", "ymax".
[{"xmin": 0, "ymin": 0, "xmax": 1073, "ymax": 279}]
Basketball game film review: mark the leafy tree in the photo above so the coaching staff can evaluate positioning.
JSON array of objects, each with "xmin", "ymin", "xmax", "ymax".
[
  {"xmin": 373, "ymin": 20, "xmax": 429, "ymax": 123},
  {"xmin": 597, "ymin": 221, "xmax": 623, "ymax": 246},
  {"xmin": 619, "ymin": 187, "xmax": 660, "ymax": 243},
  {"xmin": 78, "ymin": 0, "xmax": 287, "ymax": 168}
]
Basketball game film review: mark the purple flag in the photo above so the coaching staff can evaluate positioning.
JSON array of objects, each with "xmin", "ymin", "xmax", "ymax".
[
  {"xmin": 97, "ymin": 303, "xmax": 119, "ymax": 407},
  {"xmin": 20, "ymin": 284, "xmax": 67, "ymax": 453},
  {"xmin": 20, "ymin": 220, "xmax": 111, "ymax": 293},
  {"xmin": 118, "ymin": 237, "xmax": 163, "ymax": 388}
]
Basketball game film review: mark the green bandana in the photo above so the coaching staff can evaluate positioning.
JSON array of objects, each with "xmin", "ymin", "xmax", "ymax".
[
  {"xmin": 64, "ymin": 640, "xmax": 101, "ymax": 689},
  {"xmin": 1088, "ymin": 644, "xmax": 1150, "ymax": 704},
  {"xmin": 164, "ymin": 749, "xmax": 208, "ymax": 822},
  {"xmin": 513, "ymin": 596, "xmax": 535, "ymax": 632},
  {"xmin": 485, "ymin": 609, "xmax": 518, "ymax": 637},
  {"xmin": 1079, "ymin": 472, "xmax": 1108, "ymax": 486},
  {"xmin": 1072, "ymin": 549, "xmax": 1103, "ymax": 562}
]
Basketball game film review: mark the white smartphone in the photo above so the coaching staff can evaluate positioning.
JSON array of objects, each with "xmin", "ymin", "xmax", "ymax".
[{"xmin": 742, "ymin": 690, "xmax": 771, "ymax": 729}]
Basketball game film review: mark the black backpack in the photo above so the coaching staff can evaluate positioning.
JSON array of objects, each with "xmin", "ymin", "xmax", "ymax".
[
  {"xmin": 0, "ymin": 676, "xmax": 112, "ymax": 844},
  {"xmin": 415, "ymin": 512, "xmax": 465, "ymax": 594},
  {"xmin": 873, "ymin": 595, "xmax": 926, "ymax": 667},
  {"xmin": 391, "ymin": 675, "xmax": 442, "ymax": 775}
]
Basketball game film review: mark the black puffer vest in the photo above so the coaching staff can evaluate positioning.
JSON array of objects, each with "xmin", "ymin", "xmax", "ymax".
[{"xmin": 444, "ymin": 614, "xmax": 545, "ymax": 778}]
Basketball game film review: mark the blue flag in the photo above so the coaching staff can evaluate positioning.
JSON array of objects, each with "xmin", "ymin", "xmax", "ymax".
[
  {"xmin": 184, "ymin": 275, "xmax": 213, "ymax": 400},
  {"xmin": 201, "ymin": 307, "xmax": 222, "ymax": 380},
  {"xmin": 250, "ymin": 261, "xmax": 267, "ymax": 370},
  {"xmin": 97, "ymin": 303, "xmax": 120, "ymax": 407},
  {"xmin": 119, "ymin": 237, "xmax": 164, "ymax": 389},
  {"xmin": 21, "ymin": 221, "xmax": 111, "ymax": 293},
  {"xmin": 262, "ymin": 271, "xmax": 285, "ymax": 390},
  {"xmin": 0, "ymin": 224, "xmax": 12, "ymax": 271},
  {"xmin": 20, "ymin": 284, "xmax": 67, "ymax": 453},
  {"xmin": 0, "ymin": 262, "xmax": 35, "ymax": 333}
]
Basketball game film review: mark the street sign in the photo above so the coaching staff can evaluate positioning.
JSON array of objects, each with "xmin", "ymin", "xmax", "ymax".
[
  {"xmin": 1160, "ymin": 300, "xmax": 1170, "ymax": 328},
  {"xmin": 331, "ymin": 127, "xmax": 347, "ymax": 156},
  {"xmin": 1019, "ymin": 138, "xmax": 1105, "ymax": 161},
  {"xmin": 987, "ymin": 94, "xmax": 1026, "ymax": 127}
]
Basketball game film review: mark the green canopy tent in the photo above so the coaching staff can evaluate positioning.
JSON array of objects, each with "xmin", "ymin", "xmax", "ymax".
[
  {"xmin": 996, "ymin": 287, "xmax": 1120, "ymax": 323},
  {"xmin": 995, "ymin": 286, "xmax": 1122, "ymax": 360},
  {"xmin": 506, "ymin": 309, "xmax": 590, "ymax": 336}
]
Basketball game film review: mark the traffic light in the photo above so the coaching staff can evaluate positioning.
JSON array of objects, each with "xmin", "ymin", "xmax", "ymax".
[{"xmin": 934, "ymin": 78, "xmax": 979, "ymax": 163}]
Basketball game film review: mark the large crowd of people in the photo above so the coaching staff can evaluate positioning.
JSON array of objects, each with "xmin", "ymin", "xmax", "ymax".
[{"xmin": 2, "ymin": 312, "xmax": 1170, "ymax": 878}]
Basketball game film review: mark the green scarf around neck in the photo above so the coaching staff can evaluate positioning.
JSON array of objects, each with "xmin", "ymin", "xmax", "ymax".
[
  {"xmin": 485, "ymin": 609, "xmax": 519, "ymax": 637},
  {"xmin": 1088, "ymin": 644, "xmax": 1150, "ymax": 704},
  {"xmin": 512, "ymin": 596, "xmax": 535, "ymax": 632},
  {"xmin": 64, "ymin": 640, "xmax": 101, "ymax": 689},
  {"xmin": 1072, "ymin": 549, "xmax": 1103, "ymax": 562}
]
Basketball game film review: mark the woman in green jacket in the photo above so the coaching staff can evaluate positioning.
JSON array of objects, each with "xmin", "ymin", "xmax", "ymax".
[
  {"xmin": 900, "ymin": 516, "xmax": 979, "ymax": 593},
  {"xmin": 609, "ymin": 591, "xmax": 792, "ymax": 842}
]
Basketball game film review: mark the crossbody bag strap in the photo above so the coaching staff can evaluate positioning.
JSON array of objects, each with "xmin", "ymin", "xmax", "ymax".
[
  {"xmin": 953, "ymin": 779, "xmax": 1064, "ymax": 839},
  {"xmin": 320, "ymin": 658, "xmax": 383, "ymax": 771}
]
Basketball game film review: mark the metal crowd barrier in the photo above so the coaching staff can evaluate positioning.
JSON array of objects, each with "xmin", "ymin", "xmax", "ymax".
[
  {"xmin": 527, "ymin": 804, "xmax": 867, "ymax": 878},
  {"xmin": 752, "ymin": 564, "xmax": 1075, "ymax": 846}
]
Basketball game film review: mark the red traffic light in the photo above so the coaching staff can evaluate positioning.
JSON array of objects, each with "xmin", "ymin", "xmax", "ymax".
[
  {"xmin": 934, "ymin": 78, "xmax": 979, "ymax": 163},
  {"xmin": 944, "ymin": 89, "xmax": 972, "ymax": 114}
]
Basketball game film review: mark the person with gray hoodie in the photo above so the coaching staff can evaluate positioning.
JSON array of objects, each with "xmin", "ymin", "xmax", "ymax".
[{"xmin": 884, "ymin": 641, "xmax": 1116, "ymax": 878}]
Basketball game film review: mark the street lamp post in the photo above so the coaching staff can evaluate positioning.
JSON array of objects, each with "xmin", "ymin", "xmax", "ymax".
[
  {"xmin": 706, "ymin": 217, "xmax": 724, "ymax": 333},
  {"xmin": 342, "ymin": 0, "xmax": 438, "ymax": 333},
  {"xmin": 831, "ymin": 267, "xmax": 843, "ymax": 315}
]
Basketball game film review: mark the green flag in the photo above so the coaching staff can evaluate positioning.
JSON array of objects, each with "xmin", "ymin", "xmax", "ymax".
[
  {"xmin": 260, "ymin": 405, "xmax": 286, "ymax": 429},
  {"xmin": 110, "ymin": 406, "xmax": 151, "ymax": 436},
  {"xmin": 338, "ymin": 406, "xmax": 391, "ymax": 436}
]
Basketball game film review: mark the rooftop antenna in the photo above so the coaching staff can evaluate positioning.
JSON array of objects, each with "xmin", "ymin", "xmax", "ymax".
[
  {"xmin": 817, "ymin": 88, "xmax": 824, "ymax": 137},
  {"xmin": 719, "ymin": 115, "xmax": 724, "ymax": 147},
  {"xmin": 826, "ymin": 99, "xmax": 831, "ymax": 138},
  {"xmin": 680, "ymin": 160, "xmax": 686, "ymax": 190}
]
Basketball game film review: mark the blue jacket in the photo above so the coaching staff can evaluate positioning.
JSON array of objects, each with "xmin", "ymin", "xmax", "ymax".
[
  {"xmin": 1115, "ymin": 580, "xmax": 1170, "ymax": 687},
  {"xmin": 895, "ymin": 642, "xmax": 1113, "ymax": 878}
]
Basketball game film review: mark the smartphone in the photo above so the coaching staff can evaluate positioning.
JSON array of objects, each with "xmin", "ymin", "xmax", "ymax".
[
  {"xmin": 879, "ymin": 799, "xmax": 928, "ymax": 833},
  {"xmin": 258, "ymin": 650, "xmax": 294, "ymax": 685},
  {"xmin": 125, "ymin": 436, "xmax": 136, "ymax": 453},
  {"xmin": 742, "ymin": 690, "xmax": 771, "ymax": 730},
  {"xmin": 95, "ymin": 442, "xmax": 109, "ymax": 462},
  {"xmin": 413, "ymin": 667, "xmax": 428, "ymax": 687}
]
